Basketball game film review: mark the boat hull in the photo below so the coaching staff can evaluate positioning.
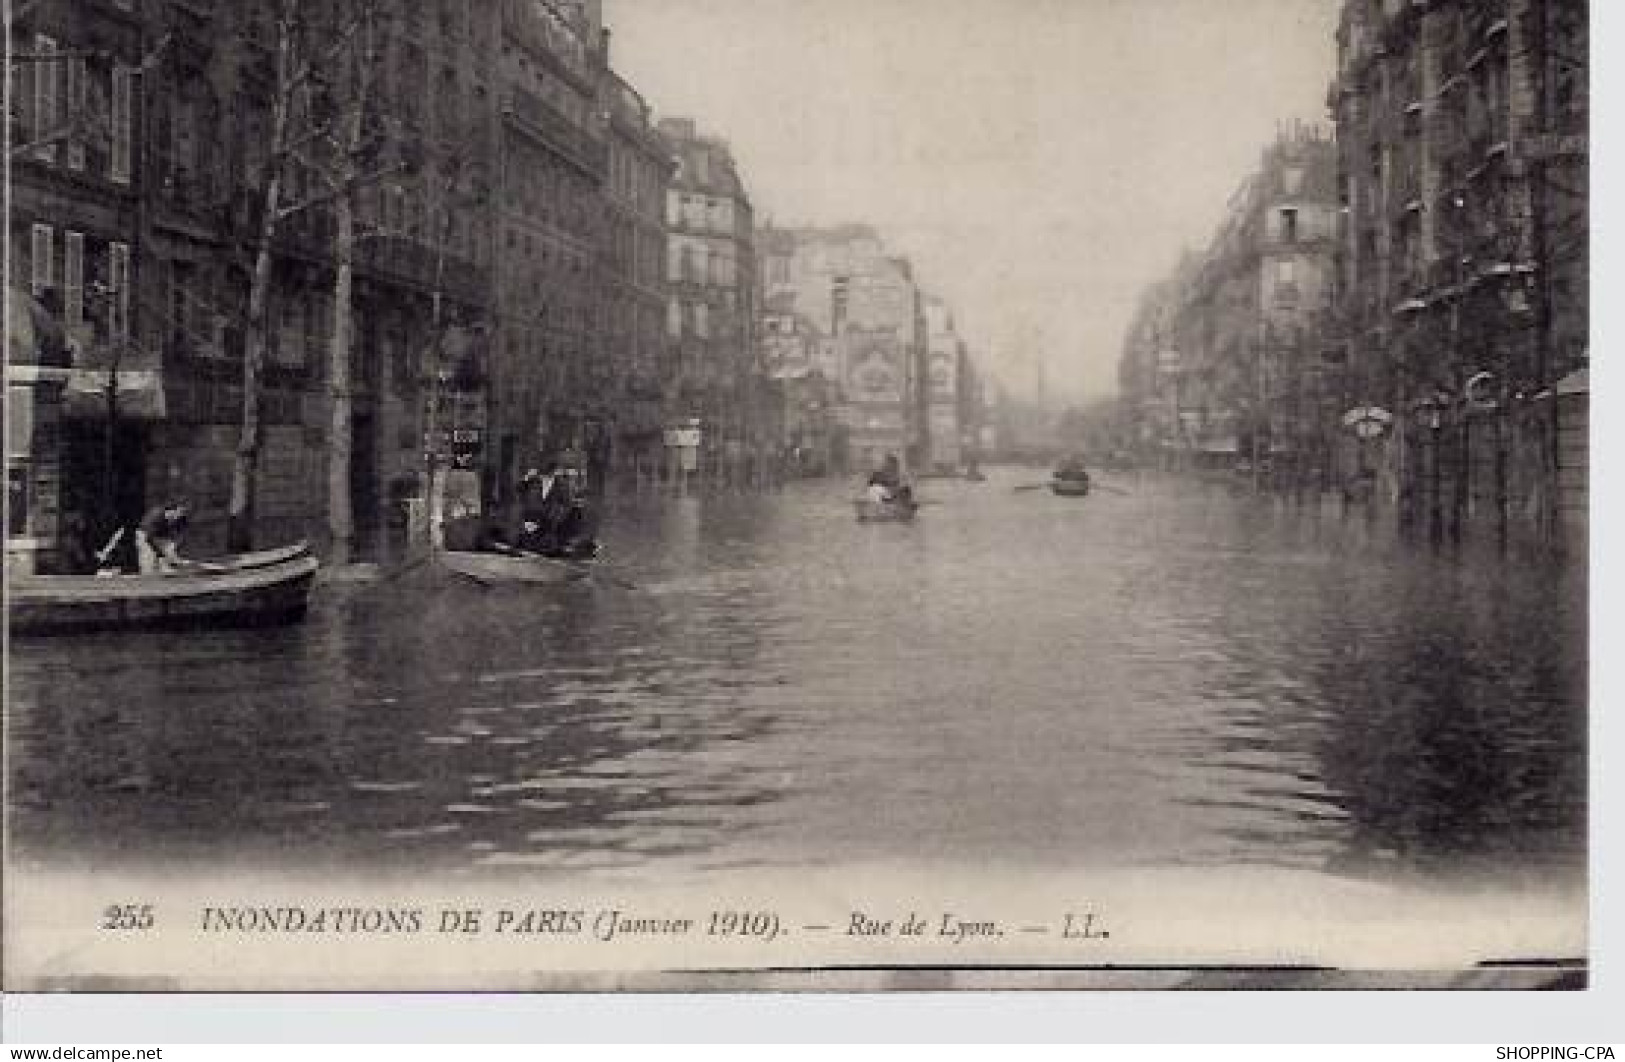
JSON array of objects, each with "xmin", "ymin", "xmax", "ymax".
[
  {"xmin": 10, "ymin": 548, "xmax": 320, "ymax": 636},
  {"xmin": 1049, "ymin": 478, "xmax": 1091, "ymax": 497},
  {"xmin": 440, "ymin": 550, "xmax": 592, "ymax": 585},
  {"xmin": 854, "ymin": 499, "xmax": 919, "ymax": 523}
]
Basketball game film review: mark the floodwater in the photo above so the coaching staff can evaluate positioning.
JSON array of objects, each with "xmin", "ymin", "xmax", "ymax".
[{"xmin": 6, "ymin": 469, "xmax": 1587, "ymax": 893}]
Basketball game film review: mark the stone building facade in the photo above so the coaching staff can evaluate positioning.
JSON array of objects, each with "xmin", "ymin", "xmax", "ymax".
[
  {"xmin": 601, "ymin": 69, "xmax": 673, "ymax": 488},
  {"xmin": 1329, "ymin": 0, "xmax": 1587, "ymax": 549},
  {"xmin": 487, "ymin": 0, "xmax": 610, "ymax": 498},
  {"xmin": 8, "ymin": 1, "xmax": 498, "ymax": 567},
  {"xmin": 659, "ymin": 116, "xmax": 769, "ymax": 486},
  {"xmin": 6, "ymin": 0, "xmax": 143, "ymax": 573},
  {"xmin": 7, "ymin": 0, "xmax": 689, "ymax": 570},
  {"xmin": 756, "ymin": 224, "xmax": 928, "ymax": 475}
]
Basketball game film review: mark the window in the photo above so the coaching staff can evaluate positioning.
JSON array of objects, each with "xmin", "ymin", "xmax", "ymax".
[
  {"xmin": 1281, "ymin": 165, "xmax": 1303, "ymax": 196},
  {"xmin": 275, "ymin": 295, "xmax": 305, "ymax": 367},
  {"xmin": 1279, "ymin": 208, "xmax": 1299, "ymax": 243},
  {"xmin": 65, "ymin": 53, "xmax": 85, "ymax": 170},
  {"xmin": 34, "ymin": 35, "xmax": 57, "ymax": 163},
  {"xmin": 111, "ymin": 67, "xmax": 132, "ymax": 184},
  {"xmin": 173, "ymin": 96, "xmax": 197, "ymax": 181},
  {"xmin": 6, "ymin": 461, "xmax": 29, "ymax": 537},
  {"xmin": 109, "ymin": 242, "xmax": 130, "ymax": 348},
  {"xmin": 30, "ymin": 224, "xmax": 53, "ymax": 295},
  {"xmin": 695, "ymin": 302, "xmax": 709, "ymax": 338},
  {"xmin": 666, "ymin": 298, "xmax": 681, "ymax": 338}
]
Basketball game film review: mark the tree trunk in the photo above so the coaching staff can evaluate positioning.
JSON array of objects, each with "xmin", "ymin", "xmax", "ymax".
[
  {"xmin": 227, "ymin": 175, "xmax": 279, "ymax": 552},
  {"xmin": 327, "ymin": 191, "xmax": 356, "ymax": 564},
  {"xmin": 227, "ymin": 25, "xmax": 294, "ymax": 553}
]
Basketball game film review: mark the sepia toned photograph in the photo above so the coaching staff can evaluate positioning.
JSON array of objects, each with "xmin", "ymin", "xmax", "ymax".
[{"xmin": 3, "ymin": 0, "xmax": 1590, "ymax": 994}]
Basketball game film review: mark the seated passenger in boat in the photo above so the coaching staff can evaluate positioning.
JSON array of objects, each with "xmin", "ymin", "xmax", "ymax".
[
  {"xmin": 134, "ymin": 500, "xmax": 192, "ymax": 574},
  {"xmin": 1056, "ymin": 455, "xmax": 1089, "ymax": 481},
  {"xmin": 509, "ymin": 464, "xmax": 596, "ymax": 558}
]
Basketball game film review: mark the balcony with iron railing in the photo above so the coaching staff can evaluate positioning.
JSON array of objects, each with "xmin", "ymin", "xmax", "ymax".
[{"xmin": 500, "ymin": 85, "xmax": 608, "ymax": 176}]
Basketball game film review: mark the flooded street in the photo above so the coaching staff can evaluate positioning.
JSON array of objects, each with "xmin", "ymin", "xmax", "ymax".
[{"xmin": 7, "ymin": 470, "xmax": 1586, "ymax": 894}]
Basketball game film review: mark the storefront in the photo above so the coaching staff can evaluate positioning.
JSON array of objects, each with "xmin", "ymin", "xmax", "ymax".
[{"xmin": 6, "ymin": 288, "xmax": 71, "ymax": 574}]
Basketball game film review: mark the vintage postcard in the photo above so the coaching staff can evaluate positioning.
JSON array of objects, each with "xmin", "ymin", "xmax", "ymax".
[{"xmin": 4, "ymin": 0, "xmax": 1588, "ymax": 993}]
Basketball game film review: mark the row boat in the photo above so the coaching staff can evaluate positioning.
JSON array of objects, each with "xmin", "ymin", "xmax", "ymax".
[
  {"xmin": 9, "ymin": 542, "xmax": 319, "ymax": 636},
  {"xmin": 439, "ymin": 549, "xmax": 594, "ymax": 586},
  {"xmin": 854, "ymin": 498, "xmax": 919, "ymax": 523},
  {"xmin": 1050, "ymin": 477, "xmax": 1091, "ymax": 497}
]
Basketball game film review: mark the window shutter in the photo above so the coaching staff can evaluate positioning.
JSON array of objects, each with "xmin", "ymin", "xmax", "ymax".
[
  {"xmin": 64, "ymin": 231, "xmax": 84, "ymax": 332},
  {"xmin": 111, "ymin": 67, "xmax": 132, "ymax": 184},
  {"xmin": 30, "ymin": 224, "xmax": 53, "ymax": 295},
  {"xmin": 109, "ymin": 242, "xmax": 130, "ymax": 348},
  {"xmin": 34, "ymin": 35, "xmax": 57, "ymax": 163},
  {"xmin": 65, "ymin": 54, "xmax": 85, "ymax": 170}
]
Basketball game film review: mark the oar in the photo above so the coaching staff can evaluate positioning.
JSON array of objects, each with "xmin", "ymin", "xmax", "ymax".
[
  {"xmin": 381, "ymin": 551, "xmax": 433, "ymax": 581},
  {"xmin": 1091, "ymin": 482, "xmax": 1133, "ymax": 497},
  {"xmin": 1013, "ymin": 483, "xmax": 1050, "ymax": 492}
]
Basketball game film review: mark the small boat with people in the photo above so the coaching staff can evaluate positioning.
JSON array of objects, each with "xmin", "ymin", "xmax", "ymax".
[
  {"xmin": 855, "ymin": 453, "xmax": 919, "ymax": 523},
  {"xmin": 1049, "ymin": 477, "xmax": 1090, "ymax": 497},
  {"xmin": 1050, "ymin": 454, "xmax": 1092, "ymax": 497},
  {"xmin": 10, "ymin": 540, "xmax": 319, "ymax": 635},
  {"xmin": 437, "ymin": 457, "xmax": 611, "ymax": 586}
]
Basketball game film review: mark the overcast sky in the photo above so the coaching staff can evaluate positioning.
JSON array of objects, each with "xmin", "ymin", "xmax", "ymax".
[{"xmin": 602, "ymin": 0, "xmax": 1341, "ymax": 402}]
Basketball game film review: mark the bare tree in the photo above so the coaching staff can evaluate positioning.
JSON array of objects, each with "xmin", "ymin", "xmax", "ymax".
[
  {"xmin": 286, "ymin": 0, "xmax": 396, "ymax": 565},
  {"xmin": 201, "ymin": 6, "xmax": 372, "ymax": 558}
]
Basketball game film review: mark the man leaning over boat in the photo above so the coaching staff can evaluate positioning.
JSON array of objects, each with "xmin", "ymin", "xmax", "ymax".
[{"xmin": 95, "ymin": 499, "xmax": 194, "ymax": 576}]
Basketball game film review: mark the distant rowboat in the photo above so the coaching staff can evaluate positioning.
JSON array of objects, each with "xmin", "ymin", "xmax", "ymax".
[
  {"xmin": 1049, "ymin": 477, "xmax": 1091, "ymax": 497},
  {"xmin": 9, "ymin": 542, "xmax": 319, "ymax": 636}
]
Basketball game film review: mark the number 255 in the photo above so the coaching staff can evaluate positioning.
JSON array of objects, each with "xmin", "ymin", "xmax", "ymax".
[{"xmin": 101, "ymin": 904, "xmax": 154, "ymax": 931}]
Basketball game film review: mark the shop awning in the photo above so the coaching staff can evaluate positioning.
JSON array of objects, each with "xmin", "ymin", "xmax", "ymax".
[{"xmin": 1555, "ymin": 367, "xmax": 1588, "ymax": 397}]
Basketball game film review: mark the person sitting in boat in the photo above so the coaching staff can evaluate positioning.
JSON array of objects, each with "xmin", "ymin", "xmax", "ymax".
[
  {"xmin": 548, "ymin": 467, "xmax": 598, "ymax": 559},
  {"xmin": 511, "ymin": 462, "xmax": 595, "ymax": 558},
  {"xmin": 1056, "ymin": 455, "xmax": 1089, "ymax": 482},
  {"xmin": 877, "ymin": 453, "xmax": 903, "ymax": 491},
  {"xmin": 135, "ymin": 500, "xmax": 192, "ymax": 574}
]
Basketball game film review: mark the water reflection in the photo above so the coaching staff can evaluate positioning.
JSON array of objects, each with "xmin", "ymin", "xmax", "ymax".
[{"xmin": 7, "ymin": 471, "xmax": 1585, "ymax": 889}]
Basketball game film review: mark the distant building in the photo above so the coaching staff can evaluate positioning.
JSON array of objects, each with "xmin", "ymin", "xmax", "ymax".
[
  {"xmin": 1119, "ymin": 126, "xmax": 1339, "ymax": 478},
  {"xmin": 659, "ymin": 116, "xmax": 766, "ymax": 486},
  {"xmin": 756, "ymin": 224, "xmax": 927, "ymax": 474},
  {"xmin": 923, "ymin": 297, "xmax": 974, "ymax": 473},
  {"xmin": 601, "ymin": 68, "xmax": 674, "ymax": 487},
  {"xmin": 760, "ymin": 296, "xmax": 841, "ymax": 476}
]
